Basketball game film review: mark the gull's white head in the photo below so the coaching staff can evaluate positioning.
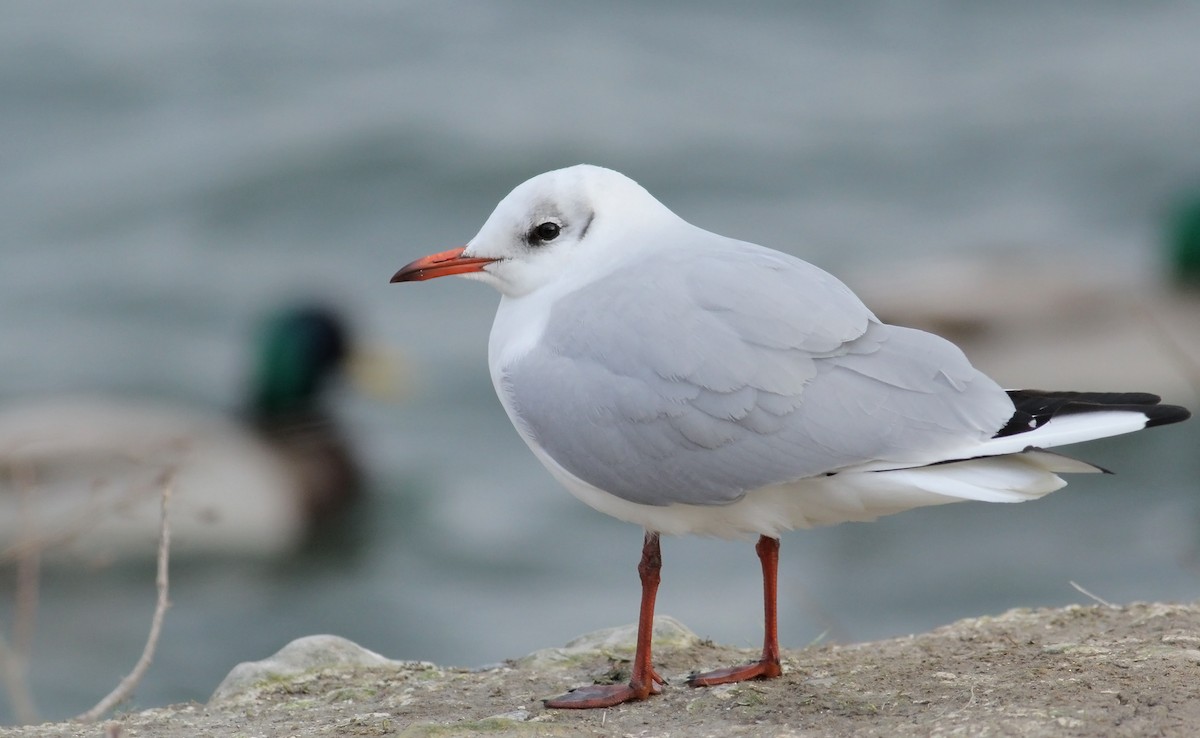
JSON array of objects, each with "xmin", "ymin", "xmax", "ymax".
[{"xmin": 391, "ymin": 165, "xmax": 679, "ymax": 297}]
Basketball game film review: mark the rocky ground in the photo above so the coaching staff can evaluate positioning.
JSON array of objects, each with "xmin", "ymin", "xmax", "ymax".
[{"xmin": 3, "ymin": 601, "xmax": 1199, "ymax": 737}]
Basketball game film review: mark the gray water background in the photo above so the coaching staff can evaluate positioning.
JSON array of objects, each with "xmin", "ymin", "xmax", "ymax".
[{"xmin": 2, "ymin": 1, "xmax": 1200, "ymax": 722}]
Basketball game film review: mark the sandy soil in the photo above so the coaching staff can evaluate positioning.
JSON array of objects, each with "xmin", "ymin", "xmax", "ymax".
[{"xmin": 3, "ymin": 601, "xmax": 1199, "ymax": 737}]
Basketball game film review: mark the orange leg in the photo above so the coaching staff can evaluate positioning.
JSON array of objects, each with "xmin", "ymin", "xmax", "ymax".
[
  {"xmin": 688, "ymin": 535, "xmax": 783, "ymax": 687},
  {"xmin": 544, "ymin": 531, "xmax": 666, "ymax": 708}
]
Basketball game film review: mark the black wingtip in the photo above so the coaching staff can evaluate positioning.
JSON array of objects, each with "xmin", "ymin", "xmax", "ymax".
[
  {"xmin": 1053, "ymin": 401, "xmax": 1192, "ymax": 427},
  {"xmin": 1144, "ymin": 403, "xmax": 1191, "ymax": 428},
  {"xmin": 998, "ymin": 389, "xmax": 1191, "ymax": 438}
]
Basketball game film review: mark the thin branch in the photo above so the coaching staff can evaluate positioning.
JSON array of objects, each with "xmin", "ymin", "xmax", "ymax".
[
  {"xmin": 76, "ymin": 472, "xmax": 174, "ymax": 723},
  {"xmin": 1069, "ymin": 580, "xmax": 1118, "ymax": 609},
  {"xmin": 13, "ymin": 549, "xmax": 40, "ymax": 667},
  {"xmin": 0, "ymin": 629, "xmax": 38, "ymax": 724},
  {"xmin": 12, "ymin": 461, "xmax": 41, "ymax": 664},
  {"xmin": 0, "ymin": 460, "xmax": 41, "ymax": 724}
]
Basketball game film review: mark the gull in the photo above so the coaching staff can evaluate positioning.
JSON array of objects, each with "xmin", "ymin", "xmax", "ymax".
[{"xmin": 390, "ymin": 164, "xmax": 1190, "ymax": 708}]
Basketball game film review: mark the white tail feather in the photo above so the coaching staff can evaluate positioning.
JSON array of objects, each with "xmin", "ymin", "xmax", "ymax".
[{"xmin": 864, "ymin": 450, "xmax": 1094, "ymax": 505}]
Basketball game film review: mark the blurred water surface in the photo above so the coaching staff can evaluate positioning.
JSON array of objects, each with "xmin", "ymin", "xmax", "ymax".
[{"xmin": 2, "ymin": 1, "xmax": 1200, "ymax": 722}]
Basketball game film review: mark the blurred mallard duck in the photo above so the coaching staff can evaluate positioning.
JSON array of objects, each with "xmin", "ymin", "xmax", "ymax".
[{"xmin": 0, "ymin": 305, "xmax": 364, "ymax": 562}]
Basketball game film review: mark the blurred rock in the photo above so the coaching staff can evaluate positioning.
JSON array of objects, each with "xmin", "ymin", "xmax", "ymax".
[
  {"xmin": 518, "ymin": 616, "xmax": 698, "ymax": 669},
  {"xmin": 210, "ymin": 634, "xmax": 429, "ymax": 704}
]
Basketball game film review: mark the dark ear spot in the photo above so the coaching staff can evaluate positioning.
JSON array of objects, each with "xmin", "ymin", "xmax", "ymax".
[{"xmin": 578, "ymin": 212, "xmax": 595, "ymax": 240}]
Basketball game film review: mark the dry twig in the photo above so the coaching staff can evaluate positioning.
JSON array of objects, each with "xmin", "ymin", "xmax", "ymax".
[
  {"xmin": 0, "ymin": 461, "xmax": 41, "ymax": 724},
  {"xmin": 76, "ymin": 472, "xmax": 175, "ymax": 722},
  {"xmin": 0, "ymin": 628, "xmax": 37, "ymax": 724},
  {"xmin": 11, "ymin": 461, "xmax": 40, "ymax": 666},
  {"xmin": 1069, "ymin": 580, "xmax": 1118, "ymax": 609}
]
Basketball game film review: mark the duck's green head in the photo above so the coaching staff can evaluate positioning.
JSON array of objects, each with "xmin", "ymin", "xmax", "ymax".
[{"xmin": 249, "ymin": 305, "xmax": 349, "ymax": 419}]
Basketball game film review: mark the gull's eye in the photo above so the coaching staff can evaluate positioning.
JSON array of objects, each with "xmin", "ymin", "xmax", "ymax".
[{"xmin": 530, "ymin": 221, "xmax": 561, "ymax": 244}]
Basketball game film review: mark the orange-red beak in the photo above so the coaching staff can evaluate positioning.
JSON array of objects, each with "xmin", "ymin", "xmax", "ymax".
[{"xmin": 390, "ymin": 247, "xmax": 498, "ymax": 283}]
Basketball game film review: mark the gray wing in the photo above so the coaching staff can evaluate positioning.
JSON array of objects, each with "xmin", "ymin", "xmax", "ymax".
[{"xmin": 499, "ymin": 238, "xmax": 1014, "ymax": 506}]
